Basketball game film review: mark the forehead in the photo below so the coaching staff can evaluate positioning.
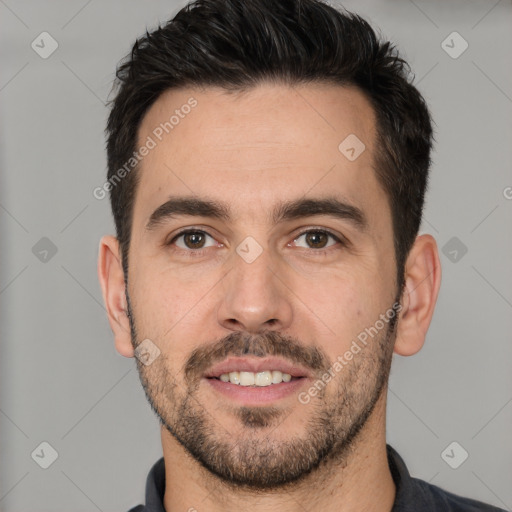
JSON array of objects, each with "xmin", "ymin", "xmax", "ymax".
[{"xmin": 132, "ymin": 82, "xmax": 388, "ymax": 235}]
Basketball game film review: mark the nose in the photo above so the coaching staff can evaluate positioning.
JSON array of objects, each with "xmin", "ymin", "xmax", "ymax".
[{"xmin": 216, "ymin": 244, "xmax": 293, "ymax": 334}]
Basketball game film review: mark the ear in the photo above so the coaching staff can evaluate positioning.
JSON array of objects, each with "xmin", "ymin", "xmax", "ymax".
[
  {"xmin": 394, "ymin": 234, "xmax": 442, "ymax": 356},
  {"xmin": 97, "ymin": 235, "xmax": 134, "ymax": 357}
]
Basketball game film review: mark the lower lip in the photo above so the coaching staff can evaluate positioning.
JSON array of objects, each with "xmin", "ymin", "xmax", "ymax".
[{"xmin": 204, "ymin": 377, "xmax": 308, "ymax": 405}]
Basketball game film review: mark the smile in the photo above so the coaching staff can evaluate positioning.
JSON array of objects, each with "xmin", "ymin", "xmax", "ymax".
[{"xmin": 215, "ymin": 370, "xmax": 293, "ymax": 386}]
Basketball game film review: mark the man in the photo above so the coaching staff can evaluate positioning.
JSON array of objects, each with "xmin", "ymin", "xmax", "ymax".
[{"xmin": 97, "ymin": 0, "xmax": 505, "ymax": 510}]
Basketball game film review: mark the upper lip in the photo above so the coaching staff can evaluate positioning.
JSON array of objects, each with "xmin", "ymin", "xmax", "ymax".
[{"xmin": 204, "ymin": 357, "xmax": 313, "ymax": 379}]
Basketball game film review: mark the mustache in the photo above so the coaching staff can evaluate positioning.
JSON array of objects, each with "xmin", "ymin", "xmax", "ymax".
[{"xmin": 183, "ymin": 330, "xmax": 330, "ymax": 384}]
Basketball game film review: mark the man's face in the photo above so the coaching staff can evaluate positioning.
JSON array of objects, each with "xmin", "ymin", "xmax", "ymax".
[{"xmin": 125, "ymin": 83, "xmax": 400, "ymax": 488}]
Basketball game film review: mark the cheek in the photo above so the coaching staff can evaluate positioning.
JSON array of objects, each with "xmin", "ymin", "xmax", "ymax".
[
  {"xmin": 129, "ymin": 266, "xmax": 219, "ymax": 362},
  {"xmin": 128, "ymin": 267, "xmax": 191, "ymax": 337},
  {"xmin": 302, "ymin": 273, "xmax": 386, "ymax": 352}
]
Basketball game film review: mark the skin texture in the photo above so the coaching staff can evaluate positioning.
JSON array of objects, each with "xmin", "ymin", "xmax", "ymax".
[{"xmin": 98, "ymin": 82, "xmax": 441, "ymax": 512}]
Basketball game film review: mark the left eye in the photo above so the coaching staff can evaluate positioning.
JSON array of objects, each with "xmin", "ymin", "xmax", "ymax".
[{"xmin": 292, "ymin": 230, "xmax": 340, "ymax": 250}]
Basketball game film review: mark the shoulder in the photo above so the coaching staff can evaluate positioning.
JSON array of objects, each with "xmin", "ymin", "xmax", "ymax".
[
  {"xmin": 387, "ymin": 445, "xmax": 506, "ymax": 512},
  {"xmin": 409, "ymin": 476, "xmax": 507, "ymax": 511}
]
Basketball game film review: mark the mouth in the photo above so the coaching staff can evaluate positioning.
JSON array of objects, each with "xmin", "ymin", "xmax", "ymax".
[
  {"xmin": 203, "ymin": 357, "xmax": 311, "ymax": 404},
  {"xmin": 207, "ymin": 370, "xmax": 302, "ymax": 387}
]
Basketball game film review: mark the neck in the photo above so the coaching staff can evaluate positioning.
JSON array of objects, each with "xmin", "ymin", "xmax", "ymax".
[{"xmin": 161, "ymin": 391, "xmax": 395, "ymax": 512}]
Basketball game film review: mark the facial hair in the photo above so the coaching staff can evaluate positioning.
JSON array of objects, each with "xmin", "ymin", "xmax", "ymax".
[{"xmin": 126, "ymin": 290, "xmax": 400, "ymax": 491}]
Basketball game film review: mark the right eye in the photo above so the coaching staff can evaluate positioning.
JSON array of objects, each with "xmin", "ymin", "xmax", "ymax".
[{"xmin": 167, "ymin": 229, "xmax": 221, "ymax": 255}]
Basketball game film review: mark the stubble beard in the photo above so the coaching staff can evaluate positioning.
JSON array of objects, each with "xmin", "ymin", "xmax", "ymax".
[{"xmin": 126, "ymin": 292, "xmax": 399, "ymax": 490}]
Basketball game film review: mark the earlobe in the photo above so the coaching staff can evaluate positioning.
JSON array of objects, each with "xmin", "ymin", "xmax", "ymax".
[
  {"xmin": 394, "ymin": 234, "xmax": 442, "ymax": 357},
  {"xmin": 97, "ymin": 235, "xmax": 135, "ymax": 358}
]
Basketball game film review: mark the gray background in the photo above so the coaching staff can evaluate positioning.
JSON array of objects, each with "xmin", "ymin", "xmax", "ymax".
[{"xmin": 1, "ymin": 0, "xmax": 511, "ymax": 510}]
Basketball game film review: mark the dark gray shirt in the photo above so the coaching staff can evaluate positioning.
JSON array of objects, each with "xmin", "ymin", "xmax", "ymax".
[{"xmin": 127, "ymin": 445, "xmax": 506, "ymax": 511}]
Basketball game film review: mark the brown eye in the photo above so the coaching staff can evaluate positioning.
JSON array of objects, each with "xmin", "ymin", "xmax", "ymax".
[
  {"xmin": 183, "ymin": 232, "xmax": 206, "ymax": 249},
  {"xmin": 170, "ymin": 230, "xmax": 216, "ymax": 251},
  {"xmin": 305, "ymin": 231, "xmax": 329, "ymax": 248},
  {"xmin": 292, "ymin": 229, "xmax": 341, "ymax": 251}
]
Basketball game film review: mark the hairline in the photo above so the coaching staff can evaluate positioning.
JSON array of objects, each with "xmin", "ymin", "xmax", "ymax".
[{"xmin": 121, "ymin": 80, "xmax": 402, "ymax": 290}]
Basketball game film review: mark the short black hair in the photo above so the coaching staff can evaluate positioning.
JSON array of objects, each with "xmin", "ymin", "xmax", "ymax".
[{"xmin": 105, "ymin": 0, "xmax": 434, "ymax": 291}]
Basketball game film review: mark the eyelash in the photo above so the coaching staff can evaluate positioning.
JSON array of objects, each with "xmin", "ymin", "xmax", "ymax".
[{"xmin": 166, "ymin": 228, "xmax": 345, "ymax": 257}]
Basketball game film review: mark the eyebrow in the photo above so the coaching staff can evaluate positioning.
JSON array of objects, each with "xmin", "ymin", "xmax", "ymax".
[{"xmin": 145, "ymin": 195, "xmax": 368, "ymax": 232}]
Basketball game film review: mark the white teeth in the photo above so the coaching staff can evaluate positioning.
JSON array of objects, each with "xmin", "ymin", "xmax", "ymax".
[
  {"xmin": 239, "ymin": 371, "xmax": 255, "ymax": 386},
  {"xmin": 229, "ymin": 371, "xmax": 240, "ymax": 385},
  {"xmin": 255, "ymin": 371, "xmax": 272, "ymax": 386},
  {"xmin": 271, "ymin": 370, "xmax": 283, "ymax": 384},
  {"xmin": 218, "ymin": 370, "xmax": 293, "ymax": 386}
]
